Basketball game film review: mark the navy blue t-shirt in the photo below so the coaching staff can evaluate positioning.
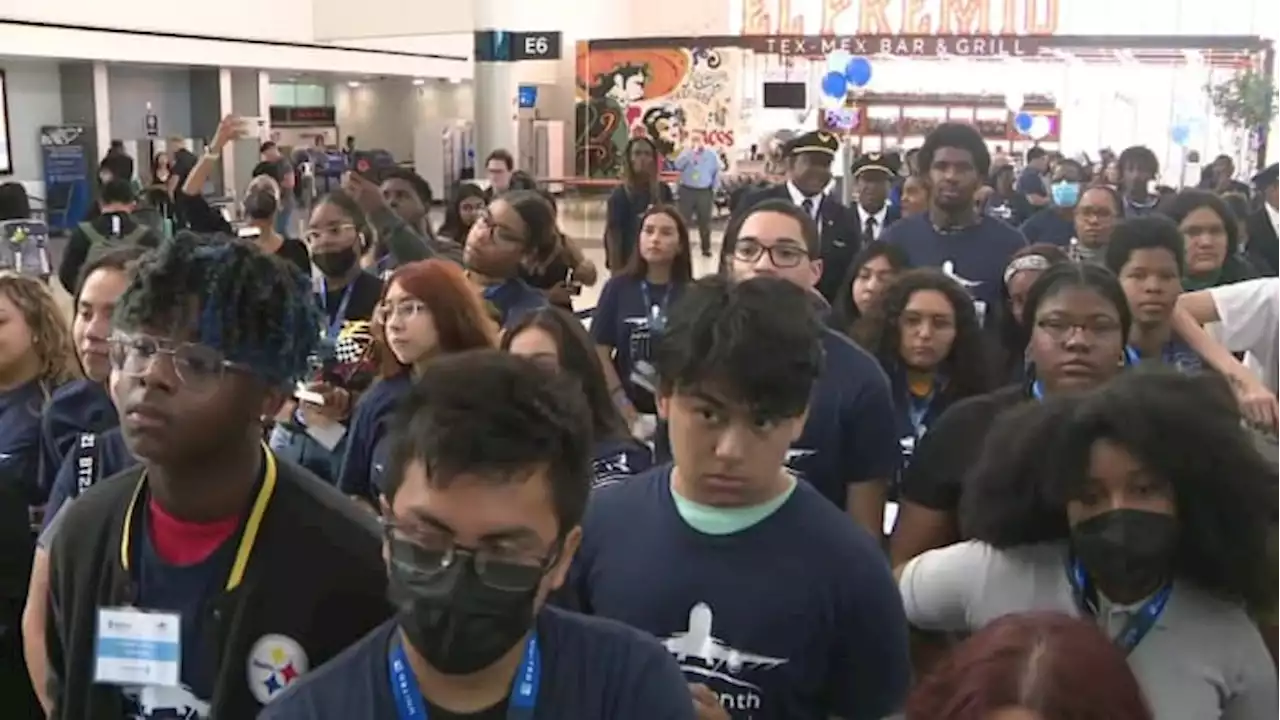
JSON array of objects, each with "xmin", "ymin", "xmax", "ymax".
[
  {"xmin": 569, "ymin": 466, "xmax": 911, "ymax": 719},
  {"xmin": 883, "ymin": 214, "xmax": 1026, "ymax": 326},
  {"xmin": 591, "ymin": 437, "xmax": 653, "ymax": 489},
  {"xmin": 337, "ymin": 374, "xmax": 411, "ymax": 501},
  {"xmin": 258, "ymin": 607, "xmax": 696, "ymax": 720},
  {"xmin": 38, "ymin": 378, "xmax": 118, "ymax": 501},
  {"xmin": 1015, "ymin": 166, "xmax": 1047, "ymax": 199},
  {"xmin": 787, "ymin": 329, "xmax": 899, "ymax": 508},
  {"xmin": 1019, "ymin": 208, "xmax": 1075, "ymax": 248},
  {"xmin": 0, "ymin": 380, "xmax": 46, "ymax": 600},
  {"xmin": 484, "ymin": 277, "xmax": 548, "ymax": 329},
  {"xmin": 1130, "ymin": 333, "xmax": 1204, "ymax": 374},
  {"xmin": 591, "ymin": 276, "xmax": 684, "ymax": 414},
  {"xmin": 124, "ymin": 500, "xmax": 240, "ymax": 718},
  {"xmin": 43, "ymin": 427, "xmax": 137, "ymax": 534},
  {"xmin": 0, "ymin": 380, "xmax": 45, "ymax": 500}
]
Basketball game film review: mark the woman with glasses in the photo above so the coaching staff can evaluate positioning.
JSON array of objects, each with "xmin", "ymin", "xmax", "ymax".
[
  {"xmin": 463, "ymin": 191, "xmax": 558, "ymax": 329},
  {"xmin": 892, "ymin": 263, "xmax": 1131, "ymax": 565},
  {"xmin": 592, "ymin": 206, "xmax": 693, "ymax": 432},
  {"xmin": 0, "ymin": 273, "xmax": 78, "ymax": 719},
  {"xmin": 504, "ymin": 306, "xmax": 653, "ymax": 488},
  {"xmin": 268, "ymin": 190, "xmax": 385, "ymax": 481},
  {"xmin": 338, "ymin": 259, "xmax": 497, "ymax": 507},
  {"xmin": 1069, "ymin": 184, "xmax": 1123, "ymax": 264},
  {"xmin": 900, "ymin": 370, "xmax": 1278, "ymax": 719}
]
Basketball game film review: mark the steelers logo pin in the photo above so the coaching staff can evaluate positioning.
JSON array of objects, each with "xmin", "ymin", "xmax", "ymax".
[{"xmin": 247, "ymin": 634, "xmax": 310, "ymax": 704}]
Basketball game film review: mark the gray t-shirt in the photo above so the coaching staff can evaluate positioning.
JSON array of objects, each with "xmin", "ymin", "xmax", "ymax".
[{"xmin": 899, "ymin": 540, "xmax": 1277, "ymax": 720}]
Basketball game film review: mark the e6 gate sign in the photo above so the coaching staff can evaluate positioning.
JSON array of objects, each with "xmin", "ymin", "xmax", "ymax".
[{"xmin": 474, "ymin": 31, "xmax": 563, "ymax": 62}]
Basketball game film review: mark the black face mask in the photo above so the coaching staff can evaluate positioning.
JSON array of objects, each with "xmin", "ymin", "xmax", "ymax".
[
  {"xmin": 311, "ymin": 247, "xmax": 359, "ymax": 277},
  {"xmin": 387, "ymin": 536, "xmax": 546, "ymax": 676},
  {"xmin": 243, "ymin": 189, "xmax": 278, "ymax": 220},
  {"xmin": 1071, "ymin": 509, "xmax": 1178, "ymax": 600}
]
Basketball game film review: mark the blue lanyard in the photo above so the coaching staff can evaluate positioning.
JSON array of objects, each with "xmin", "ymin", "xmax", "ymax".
[
  {"xmin": 319, "ymin": 278, "xmax": 355, "ymax": 340},
  {"xmin": 388, "ymin": 634, "xmax": 541, "ymax": 720},
  {"xmin": 1067, "ymin": 559, "xmax": 1171, "ymax": 655},
  {"xmin": 906, "ymin": 390, "xmax": 933, "ymax": 438},
  {"xmin": 639, "ymin": 281, "xmax": 670, "ymax": 330},
  {"xmin": 1031, "ymin": 380, "xmax": 1045, "ymax": 401}
]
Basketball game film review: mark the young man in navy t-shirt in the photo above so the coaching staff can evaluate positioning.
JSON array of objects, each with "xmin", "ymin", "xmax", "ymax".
[
  {"xmin": 881, "ymin": 123, "xmax": 1027, "ymax": 328},
  {"xmin": 569, "ymin": 276, "xmax": 911, "ymax": 719},
  {"xmin": 263, "ymin": 351, "xmax": 694, "ymax": 720},
  {"xmin": 722, "ymin": 198, "xmax": 899, "ymax": 536}
]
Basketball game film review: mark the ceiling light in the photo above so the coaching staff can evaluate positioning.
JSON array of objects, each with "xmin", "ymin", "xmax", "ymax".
[
  {"xmin": 347, "ymin": 80, "xmax": 361, "ymax": 88},
  {"xmin": 448, "ymin": 77, "xmax": 462, "ymax": 84},
  {"xmin": 412, "ymin": 78, "xmax": 426, "ymax": 86}
]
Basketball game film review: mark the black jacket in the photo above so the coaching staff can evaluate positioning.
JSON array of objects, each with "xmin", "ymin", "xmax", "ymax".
[
  {"xmin": 733, "ymin": 184, "xmax": 862, "ymax": 302},
  {"xmin": 45, "ymin": 451, "xmax": 392, "ymax": 719},
  {"xmin": 1245, "ymin": 207, "xmax": 1278, "ymax": 277}
]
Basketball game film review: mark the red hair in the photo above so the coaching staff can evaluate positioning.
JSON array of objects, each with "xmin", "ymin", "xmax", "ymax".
[
  {"xmin": 905, "ymin": 612, "xmax": 1152, "ymax": 720},
  {"xmin": 374, "ymin": 259, "xmax": 497, "ymax": 377}
]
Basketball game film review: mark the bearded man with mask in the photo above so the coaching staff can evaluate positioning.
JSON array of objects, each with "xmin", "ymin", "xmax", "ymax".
[{"xmin": 261, "ymin": 351, "xmax": 694, "ymax": 719}]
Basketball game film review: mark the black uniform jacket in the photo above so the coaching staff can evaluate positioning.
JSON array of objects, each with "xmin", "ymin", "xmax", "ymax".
[{"xmin": 44, "ymin": 449, "xmax": 393, "ymax": 719}]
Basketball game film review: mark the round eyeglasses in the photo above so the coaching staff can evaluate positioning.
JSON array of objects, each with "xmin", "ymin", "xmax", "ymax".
[{"xmin": 108, "ymin": 332, "xmax": 247, "ymax": 391}]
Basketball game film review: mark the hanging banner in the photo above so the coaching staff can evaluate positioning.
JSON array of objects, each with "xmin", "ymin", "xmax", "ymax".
[{"xmin": 40, "ymin": 125, "xmax": 93, "ymax": 233}]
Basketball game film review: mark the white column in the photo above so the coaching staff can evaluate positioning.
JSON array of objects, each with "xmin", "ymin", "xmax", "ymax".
[
  {"xmin": 472, "ymin": 0, "xmax": 519, "ymax": 166},
  {"xmin": 472, "ymin": 61, "xmax": 520, "ymax": 166},
  {"xmin": 257, "ymin": 71, "xmax": 273, "ymax": 141},
  {"xmin": 92, "ymin": 62, "xmax": 111, "ymax": 162},
  {"xmin": 218, "ymin": 68, "xmax": 236, "ymax": 195}
]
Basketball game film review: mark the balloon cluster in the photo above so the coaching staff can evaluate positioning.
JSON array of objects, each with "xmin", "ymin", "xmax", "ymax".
[
  {"xmin": 819, "ymin": 51, "xmax": 873, "ymax": 107},
  {"xmin": 1007, "ymin": 93, "xmax": 1051, "ymax": 141}
]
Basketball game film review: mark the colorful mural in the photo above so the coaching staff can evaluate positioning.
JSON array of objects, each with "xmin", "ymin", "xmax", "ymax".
[{"xmin": 575, "ymin": 45, "xmax": 739, "ymax": 178}]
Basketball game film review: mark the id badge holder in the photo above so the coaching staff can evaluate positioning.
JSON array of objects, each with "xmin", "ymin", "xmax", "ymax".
[{"xmin": 94, "ymin": 607, "xmax": 182, "ymax": 687}]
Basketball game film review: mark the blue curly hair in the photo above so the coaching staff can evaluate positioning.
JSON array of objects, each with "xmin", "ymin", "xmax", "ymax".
[{"xmin": 113, "ymin": 231, "xmax": 322, "ymax": 387}]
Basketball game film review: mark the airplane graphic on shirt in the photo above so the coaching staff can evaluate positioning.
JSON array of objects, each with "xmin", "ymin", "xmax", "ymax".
[
  {"xmin": 784, "ymin": 448, "xmax": 815, "ymax": 465},
  {"xmin": 662, "ymin": 603, "xmax": 788, "ymax": 690},
  {"xmin": 941, "ymin": 260, "xmax": 981, "ymax": 290}
]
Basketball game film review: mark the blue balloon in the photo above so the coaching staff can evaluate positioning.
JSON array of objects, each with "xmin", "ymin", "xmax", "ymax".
[
  {"xmin": 1171, "ymin": 125, "xmax": 1190, "ymax": 146},
  {"xmin": 1014, "ymin": 112, "xmax": 1034, "ymax": 134},
  {"xmin": 844, "ymin": 57, "xmax": 873, "ymax": 87},
  {"xmin": 821, "ymin": 71, "xmax": 848, "ymax": 99}
]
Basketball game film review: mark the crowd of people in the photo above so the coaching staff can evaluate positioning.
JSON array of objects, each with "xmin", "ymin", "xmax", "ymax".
[{"xmin": 0, "ymin": 110, "xmax": 1273, "ymax": 720}]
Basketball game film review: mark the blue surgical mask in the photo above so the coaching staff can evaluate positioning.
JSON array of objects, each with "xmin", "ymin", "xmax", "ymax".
[{"xmin": 1051, "ymin": 181, "xmax": 1081, "ymax": 207}]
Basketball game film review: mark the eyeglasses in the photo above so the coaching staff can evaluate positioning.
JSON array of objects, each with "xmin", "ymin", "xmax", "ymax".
[
  {"xmin": 380, "ymin": 516, "xmax": 559, "ymax": 592},
  {"xmin": 381, "ymin": 299, "xmax": 429, "ymax": 322},
  {"xmin": 304, "ymin": 223, "xmax": 357, "ymax": 244},
  {"xmin": 474, "ymin": 210, "xmax": 526, "ymax": 246},
  {"xmin": 108, "ymin": 332, "xmax": 246, "ymax": 391},
  {"xmin": 1034, "ymin": 317, "xmax": 1122, "ymax": 340},
  {"xmin": 731, "ymin": 240, "xmax": 810, "ymax": 269}
]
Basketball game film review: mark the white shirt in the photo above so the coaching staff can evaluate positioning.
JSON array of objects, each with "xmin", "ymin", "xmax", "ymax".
[
  {"xmin": 787, "ymin": 181, "xmax": 822, "ymax": 221},
  {"xmin": 1209, "ymin": 278, "xmax": 1279, "ymax": 395},
  {"xmin": 899, "ymin": 540, "xmax": 1277, "ymax": 720},
  {"xmin": 856, "ymin": 205, "xmax": 888, "ymax": 240}
]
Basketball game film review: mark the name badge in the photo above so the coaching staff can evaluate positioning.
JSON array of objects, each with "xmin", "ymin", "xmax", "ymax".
[{"xmin": 94, "ymin": 607, "xmax": 182, "ymax": 687}]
